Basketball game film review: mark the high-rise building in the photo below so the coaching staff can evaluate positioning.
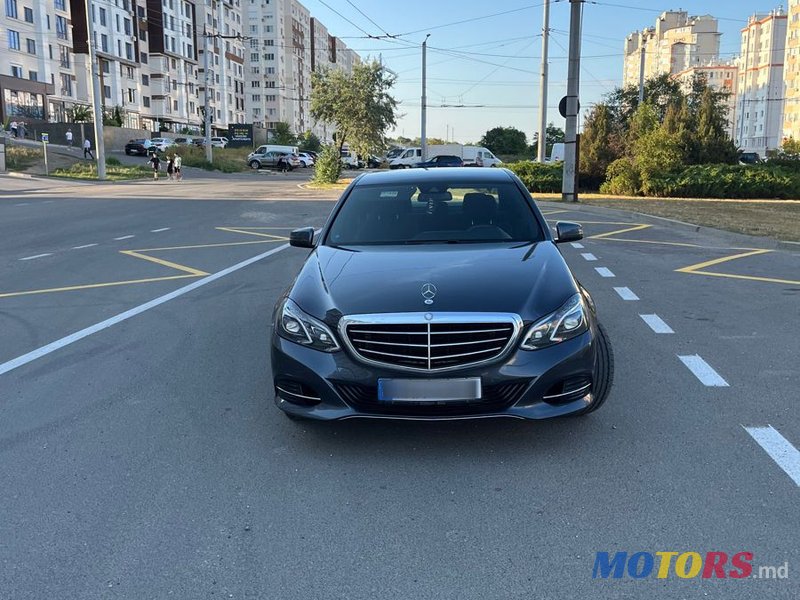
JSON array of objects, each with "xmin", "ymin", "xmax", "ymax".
[
  {"xmin": 735, "ymin": 8, "xmax": 787, "ymax": 155},
  {"xmin": 783, "ymin": 0, "xmax": 800, "ymax": 143},
  {"xmin": 0, "ymin": 0, "xmax": 76, "ymax": 124},
  {"xmin": 245, "ymin": 0, "xmax": 359, "ymax": 142},
  {"xmin": 623, "ymin": 11, "xmax": 721, "ymax": 88},
  {"xmin": 674, "ymin": 61, "xmax": 739, "ymax": 139}
]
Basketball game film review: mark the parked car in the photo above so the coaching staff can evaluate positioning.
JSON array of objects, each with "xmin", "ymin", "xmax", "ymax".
[
  {"xmin": 272, "ymin": 167, "xmax": 614, "ymax": 421},
  {"xmin": 248, "ymin": 150, "xmax": 297, "ymax": 170},
  {"xmin": 210, "ymin": 136, "xmax": 228, "ymax": 148},
  {"xmin": 414, "ymin": 155, "xmax": 464, "ymax": 168},
  {"xmin": 367, "ymin": 155, "xmax": 383, "ymax": 169},
  {"xmin": 124, "ymin": 139, "xmax": 150, "ymax": 156},
  {"xmin": 341, "ymin": 150, "xmax": 364, "ymax": 169},
  {"xmin": 740, "ymin": 152, "xmax": 761, "ymax": 165},
  {"xmin": 149, "ymin": 137, "xmax": 176, "ymax": 153},
  {"xmin": 173, "ymin": 137, "xmax": 195, "ymax": 145},
  {"xmin": 297, "ymin": 152, "xmax": 315, "ymax": 167},
  {"xmin": 192, "ymin": 138, "xmax": 206, "ymax": 147}
]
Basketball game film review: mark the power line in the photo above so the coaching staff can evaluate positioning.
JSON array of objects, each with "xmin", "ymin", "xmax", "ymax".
[{"xmin": 344, "ymin": 0, "xmax": 397, "ymax": 39}]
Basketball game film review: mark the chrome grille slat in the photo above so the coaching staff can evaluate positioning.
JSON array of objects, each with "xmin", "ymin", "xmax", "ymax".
[{"xmin": 340, "ymin": 313, "xmax": 522, "ymax": 372}]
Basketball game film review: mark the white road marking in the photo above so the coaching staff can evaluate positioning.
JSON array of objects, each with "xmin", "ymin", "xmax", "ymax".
[
  {"xmin": 42, "ymin": 200, "xmax": 54, "ymax": 204},
  {"xmin": 581, "ymin": 253, "xmax": 597, "ymax": 261},
  {"xmin": 570, "ymin": 242, "xmax": 584, "ymax": 249},
  {"xmin": 150, "ymin": 227, "xmax": 171, "ymax": 233},
  {"xmin": 595, "ymin": 267, "xmax": 615, "ymax": 278},
  {"xmin": 114, "ymin": 235, "xmax": 135, "ymax": 240},
  {"xmin": 14, "ymin": 202, "xmax": 30, "ymax": 206},
  {"xmin": 0, "ymin": 243, "xmax": 290, "ymax": 377},
  {"xmin": 640, "ymin": 314, "xmax": 674, "ymax": 334},
  {"xmin": 744, "ymin": 426, "xmax": 800, "ymax": 487},
  {"xmin": 613, "ymin": 287, "xmax": 639, "ymax": 301},
  {"xmin": 678, "ymin": 355, "xmax": 729, "ymax": 387},
  {"xmin": 19, "ymin": 253, "xmax": 52, "ymax": 261},
  {"xmin": 71, "ymin": 243, "xmax": 98, "ymax": 249}
]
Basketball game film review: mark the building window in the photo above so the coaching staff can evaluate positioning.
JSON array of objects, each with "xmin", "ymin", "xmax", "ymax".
[
  {"xmin": 143, "ymin": 96, "xmax": 150, "ymax": 107},
  {"xmin": 11, "ymin": 64, "xmax": 22, "ymax": 77},
  {"xmin": 26, "ymin": 38, "xmax": 35, "ymax": 54},
  {"xmin": 56, "ymin": 15, "xmax": 68, "ymax": 40},
  {"xmin": 59, "ymin": 44, "xmax": 70, "ymax": 67},
  {"xmin": 142, "ymin": 74, "xmax": 149, "ymax": 85},
  {"xmin": 8, "ymin": 30, "xmax": 20, "ymax": 50},
  {"xmin": 126, "ymin": 42, "xmax": 133, "ymax": 60},
  {"xmin": 103, "ymin": 85, "xmax": 111, "ymax": 99},
  {"xmin": 141, "ymin": 52, "xmax": 148, "ymax": 63},
  {"xmin": 128, "ymin": 88, "xmax": 136, "ymax": 103},
  {"xmin": 23, "ymin": 6, "xmax": 32, "ymax": 22},
  {"xmin": 28, "ymin": 70, "xmax": 37, "ymax": 80},
  {"xmin": 54, "ymin": 0, "xmax": 65, "ymax": 9},
  {"xmin": 5, "ymin": 0, "xmax": 17, "ymax": 19},
  {"xmin": 99, "ymin": 7, "xmax": 106, "ymax": 26},
  {"xmin": 101, "ymin": 34, "xmax": 108, "ymax": 52}
]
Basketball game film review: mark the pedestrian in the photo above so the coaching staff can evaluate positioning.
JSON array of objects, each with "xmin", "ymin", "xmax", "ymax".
[
  {"xmin": 10, "ymin": 121, "xmax": 18, "ymax": 138},
  {"xmin": 83, "ymin": 138, "xmax": 94, "ymax": 159},
  {"xmin": 66, "ymin": 129, "xmax": 73, "ymax": 147},
  {"xmin": 277, "ymin": 153, "xmax": 289, "ymax": 173},
  {"xmin": 174, "ymin": 153, "xmax": 182, "ymax": 181},
  {"xmin": 148, "ymin": 152, "xmax": 160, "ymax": 180},
  {"xmin": 18, "ymin": 121, "xmax": 25, "ymax": 139},
  {"xmin": 166, "ymin": 155, "xmax": 175, "ymax": 181}
]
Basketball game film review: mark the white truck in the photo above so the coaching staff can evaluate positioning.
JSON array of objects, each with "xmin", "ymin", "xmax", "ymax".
[{"xmin": 388, "ymin": 144, "xmax": 502, "ymax": 168}]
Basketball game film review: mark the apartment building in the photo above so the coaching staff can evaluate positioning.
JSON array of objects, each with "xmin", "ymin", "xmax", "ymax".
[
  {"xmin": 735, "ymin": 8, "xmax": 787, "ymax": 155},
  {"xmin": 1, "ymin": 0, "xmax": 76, "ymax": 124},
  {"xmin": 245, "ymin": 0, "xmax": 359, "ymax": 142},
  {"xmin": 623, "ymin": 11, "xmax": 721, "ymax": 88},
  {"xmin": 674, "ymin": 61, "xmax": 738, "ymax": 138},
  {"xmin": 783, "ymin": 0, "xmax": 800, "ymax": 143}
]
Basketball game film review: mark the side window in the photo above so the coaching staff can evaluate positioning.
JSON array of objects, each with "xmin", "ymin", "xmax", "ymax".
[
  {"xmin": 402, "ymin": 150, "xmax": 412, "ymax": 158},
  {"xmin": 416, "ymin": 149, "xmax": 422, "ymax": 157},
  {"xmin": 486, "ymin": 152, "xmax": 495, "ymax": 159}
]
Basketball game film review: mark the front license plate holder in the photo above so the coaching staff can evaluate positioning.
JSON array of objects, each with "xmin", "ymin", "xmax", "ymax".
[{"xmin": 377, "ymin": 378, "xmax": 482, "ymax": 402}]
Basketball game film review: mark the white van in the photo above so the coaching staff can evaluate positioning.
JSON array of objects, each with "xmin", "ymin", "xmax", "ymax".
[
  {"xmin": 388, "ymin": 147, "xmax": 423, "ymax": 169},
  {"xmin": 249, "ymin": 144, "xmax": 298, "ymax": 159},
  {"xmin": 389, "ymin": 145, "xmax": 502, "ymax": 168},
  {"xmin": 549, "ymin": 143, "xmax": 565, "ymax": 162}
]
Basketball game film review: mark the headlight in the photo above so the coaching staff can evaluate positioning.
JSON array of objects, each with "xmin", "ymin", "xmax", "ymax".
[
  {"xmin": 520, "ymin": 293, "xmax": 588, "ymax": 350},
  {"xmin": 276, "ymin": 298, "xmax": 340, "ymax": 352}
]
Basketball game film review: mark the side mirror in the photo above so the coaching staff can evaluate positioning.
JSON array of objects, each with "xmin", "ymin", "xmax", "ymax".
[
  {"xmin": 289, "ymin": 227, "xmax": 315, "ymax": 248},
  {"xmin": 555, "ymin": 221, "xmax": 583, "ymax": 244}
]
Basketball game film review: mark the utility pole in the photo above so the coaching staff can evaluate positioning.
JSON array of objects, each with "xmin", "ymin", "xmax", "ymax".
[
  {"xmin": 85, "ymin": 1, "xmax": 106, "ymax": 179},
  {"xmin": 638, "ymin": 31, "xmax": 646, "ymax": 104},
  {"xmin": 203, "ymin": 26, "xmax": 213, "ymax": 163},
  {"xmin": 561, "ymin": 0, "xmax": 583, "ymax": 203},
  {"xmin": 538, "ymin": 0, "xmax": 550, "ymax": 163},
  {"xmin": 421, "ymin": 34, "xmax": 430, "ymax": 160}
]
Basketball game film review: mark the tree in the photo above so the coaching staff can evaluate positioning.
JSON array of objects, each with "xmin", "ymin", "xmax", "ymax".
[
  {"xmin": 297, "ymin": 130, "xmax": 321, "ymax": 152},
  {"xmin": 310, "ymin": 60, "xmax": 398, "ymax": 158},
  {"xmin": 479, "ymin": 126, "xmax": 527, "ymax": 155},
  {"xmin": 580, "ymin": 105, "xmax": 615, "ymax": 180},
  {"xmin": 67, "ymin": 105, "xmax": 92, "ymax": 123},
  {"xmin": 271, "ymin": 121, "xmax": 296, "ymax": 145},
  {"xmin": 782, "ymin": 137, "xmax": 800, "ymax": 156}
]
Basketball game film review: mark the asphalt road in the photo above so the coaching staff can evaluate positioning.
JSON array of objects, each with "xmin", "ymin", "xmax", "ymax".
[{"xmin": 0, "ymin": 178, "xmax": 798, "ymax": 599}]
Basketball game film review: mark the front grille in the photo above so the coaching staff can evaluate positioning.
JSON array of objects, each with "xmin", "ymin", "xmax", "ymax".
[
  {"xmin": 334, "ymin": 381, "xmax": 530, "ymax": 416},
  {"xmin": 343, "ymin": 315, "xmax": 519, "ymax": 371}
]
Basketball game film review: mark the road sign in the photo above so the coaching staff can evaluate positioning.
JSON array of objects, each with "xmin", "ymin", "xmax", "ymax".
[
  {"xmin": 558, "ymin": 96, "xmax": 580, "ymax": 119},
  {"xmin": 41, "ymin": 133, "xmax": 49, "ymax": 143}
]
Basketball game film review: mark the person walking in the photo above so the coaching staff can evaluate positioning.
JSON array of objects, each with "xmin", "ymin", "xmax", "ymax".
[
  {"xmin": 148, "ymin": 152, "xmax": 161, "ymax": 180},
  {"xmin": 18, "ymin": 121, "xmax": 25, "ymax": 139},
  {"xmin": 173, "ymin": 153, "xmax": 182, "ymax": 181},
  {"xmin": 166, "ymin": 155, "xmax": 175, "ymax": 181},
  {"xmin": 10, "ymin": 121, "xmax": 18, "ymax": 138},
  {"xmin": 83, "ymin": 138, "xmax": 94, "ymax": 159},
  {"xmin": 65, "ymin": 129, "xmax": 73, "ymax": 147}
]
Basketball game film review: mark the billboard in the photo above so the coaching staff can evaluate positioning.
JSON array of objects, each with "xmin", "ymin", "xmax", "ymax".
[{"xmin": 227, "ymin": 124, "xmax": 253, "ymax": 148}]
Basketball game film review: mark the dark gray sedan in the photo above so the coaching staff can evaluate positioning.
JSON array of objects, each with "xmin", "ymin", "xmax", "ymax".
[{"xmin": 271, "ymin": 167, "xmax": 613, "ymax": 420}]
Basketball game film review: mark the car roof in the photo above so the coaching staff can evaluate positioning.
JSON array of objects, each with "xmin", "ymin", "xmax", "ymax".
[{"xmin": 354, "ymin": 166, "xmax": 514, "ymax": 185}]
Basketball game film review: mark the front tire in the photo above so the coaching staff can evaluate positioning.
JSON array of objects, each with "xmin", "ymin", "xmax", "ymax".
[
  {"xmin": 249, "ymin": 160, "xmax": 261, "ymax": 170},
  {"xmin": 578, "ymin": 322, "xmax": 614, "ymax": 415}
]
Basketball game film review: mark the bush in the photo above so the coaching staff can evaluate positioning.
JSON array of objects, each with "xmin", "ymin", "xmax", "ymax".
[
  {"xmin": 313, "ymin": 144, "xmax": 342, "ymax": 184},
  {"xmin": 105, "ymin": 156, "xmax": 122, "ymax": 166},
  {"xmin": 505, "ymin": 161, "xmax": 562, "ymax": 193},
  {"xmin": 6, "ymin": 145, "xmax": 42, "ymax": 171},
  {"xmin": 600, "ymin": 158, "xmax": 640, "ymax": 196},
  {"xmin": 176, "ymin": 144, "xmax": 250, "ymax": 173},
  {"xmin": 646, "ymin": 164, "xmax": 800, "ymax": 199}
]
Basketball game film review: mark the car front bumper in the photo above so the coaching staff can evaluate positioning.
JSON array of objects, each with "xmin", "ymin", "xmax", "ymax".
[{"xmin": 270, "ymin": 326, "xmax": 598, "ymax": 421}]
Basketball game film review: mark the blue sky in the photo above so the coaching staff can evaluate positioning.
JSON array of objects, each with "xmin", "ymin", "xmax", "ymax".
[{"xmin": 305, "ymin": 1, "xmax": 782, "ymax": 145}]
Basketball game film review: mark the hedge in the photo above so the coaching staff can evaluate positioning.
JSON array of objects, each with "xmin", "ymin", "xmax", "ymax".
[
  {"xmin": 645, "ymin": 164, "xmax": 800, "ymax": 199},
  {"xmin": 505, "ymin": 161, "xmax": 563, "ymax": 193}
]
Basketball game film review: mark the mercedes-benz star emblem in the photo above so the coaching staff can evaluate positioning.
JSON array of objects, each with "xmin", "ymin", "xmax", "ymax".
[{"xmin": 421, "ymin": 283, "xmax": 437, "ymax": 305}]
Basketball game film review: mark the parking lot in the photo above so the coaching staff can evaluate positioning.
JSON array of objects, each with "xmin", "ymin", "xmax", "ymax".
[{"xmin": 0, "ymin": 178, "xmax": 798, "ymax": 598}]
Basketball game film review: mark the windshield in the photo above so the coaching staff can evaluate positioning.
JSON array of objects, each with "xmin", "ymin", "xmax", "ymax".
[{"xmin": 325, "ymin": 181, "xmax": 544, "ymax": 246}]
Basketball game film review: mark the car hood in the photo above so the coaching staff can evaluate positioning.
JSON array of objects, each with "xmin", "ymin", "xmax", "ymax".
[{"xmin": 289, "ymin": 242, "xmax": 578, "ymax": 323}]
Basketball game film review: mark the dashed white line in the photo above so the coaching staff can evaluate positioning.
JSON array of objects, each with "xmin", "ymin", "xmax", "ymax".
[
  {"xmin": 19, "ymin": 253, "xmax": 52, "ymax": 261},
  {"xmin": 0, "ymin": 243, "xmax": 290, "ymax": 377},
  {"xmin": 150, "ymin": 227, "xmax": 171, "ymax": 233},
  {"xmin": 14, "ymin": 202, "xmax": 30, "ymax": 206},
  {"xmin": 570, "ymin": 242, "xmax": 584, "ymax": 249},
  {"xmin": 595, "ymin": 267, "xmax": 615, "ymax": 278},
  {"xmin": 613, "ymin": 287, "xmax": 639, "ymax": 301},
  {"xmin": 71, "ymin": 243, "xmax": 98, "ymax": 249},
  {"xmin": 113, "ymin": 235, "xmax": 135, "ymax": 240},
  {"xmin": 581, "ymin": 253, "xmax": 598, "ymax": 262},
  {"xmin": 744, "ymin": 426, "xmax": 800, "ymax": 487},
  {"xmin": 678, "ymin": 355, "xmax": 729, "ymax": 387},
  {"xmin": 640, "ymin": 314, "xmax": 674, "ymax": 334}
]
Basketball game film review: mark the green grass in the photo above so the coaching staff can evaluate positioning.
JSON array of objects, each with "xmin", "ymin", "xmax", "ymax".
[
  {"xmin": 52, "ymin": 161, "xmax": 152, "ymax": 181},
  {"xmin": 176, "ymin": 144, "xmax": 251, "ymax": 173},
  {"xmin": 6, "ymin": 145, "xmax": 43, "ymax": 171}
]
